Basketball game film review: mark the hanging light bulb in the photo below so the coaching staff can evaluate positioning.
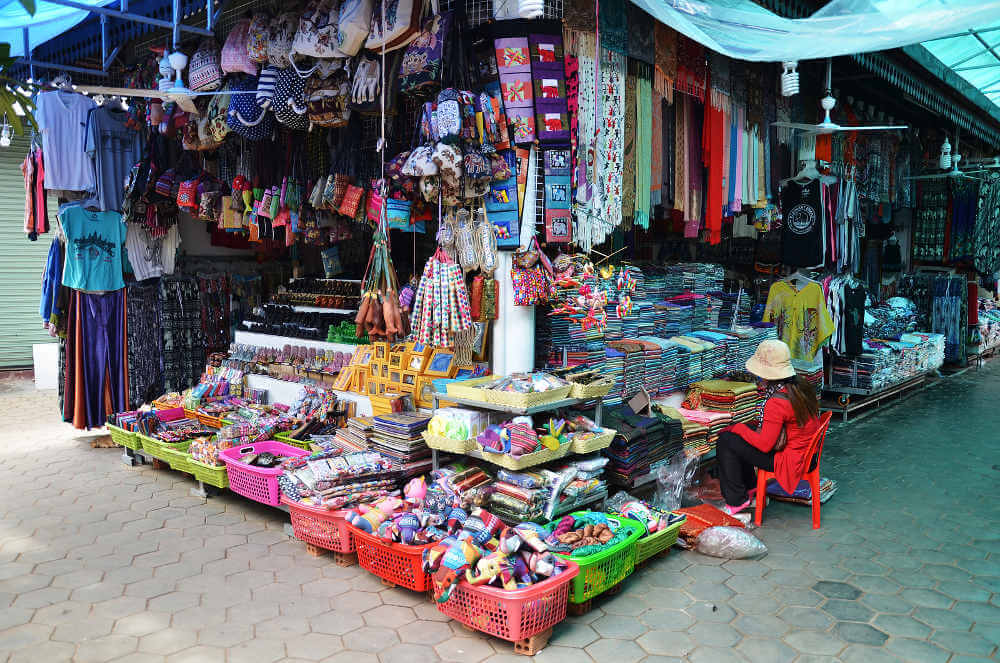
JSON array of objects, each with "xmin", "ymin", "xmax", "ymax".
[
  {"xmin": 0, "ymin": 114, "xmax": 12, "ymax": 148},
  {"xmin": 781, "ymin": 61, "xmax": 799, "ymax": 97},
  {"xmin": 939, "ymin": 137, "xmax": 952, "ymax": 170}
]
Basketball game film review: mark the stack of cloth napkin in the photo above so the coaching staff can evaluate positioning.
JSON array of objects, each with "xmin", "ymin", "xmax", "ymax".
[{"xmin": 689, "ymin": 379, "xmax": 760, "ymax": 424}]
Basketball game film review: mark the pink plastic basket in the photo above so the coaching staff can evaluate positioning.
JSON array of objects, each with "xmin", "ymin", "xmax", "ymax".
[
  {"xmin": 219, "ymin": 441, "xmax": 309, "ymax": 506},
  {"xmin": 281, "ymin": 496, "xmax": 356, "ymax": 553},
  {"xmin": 348, "ymin": 524, "xmax": 435, "ymax": 592},
  {"xmin": 437, "ymin": 560, "xmax": 579, "ymax": 642}
]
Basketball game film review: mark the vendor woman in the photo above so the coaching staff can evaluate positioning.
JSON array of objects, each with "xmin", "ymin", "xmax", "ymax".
[{"xmin": 716, "ymin": 339, "xmax": 821, "ymax": 515}]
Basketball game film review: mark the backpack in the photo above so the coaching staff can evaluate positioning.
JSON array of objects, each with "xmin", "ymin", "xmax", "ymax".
[
  {"xmin": 399, "ymin": 11, "xmax": 452, "ymax": 96},
  {"xmin": 221, "ymin": 18, "xmax": 259, "ymax": 75},
  {"xmin": 227, "ymin": 75, "xmax": 274, "ymax": 141},
  {"xmin": 292, "ymin": 0, "xmax": 342, "ymax": 59}
]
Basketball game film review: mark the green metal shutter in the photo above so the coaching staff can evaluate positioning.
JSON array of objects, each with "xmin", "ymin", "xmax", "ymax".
[{"xmin": 0, "ymin": 136, "xmax": 58, "ymax": 369}]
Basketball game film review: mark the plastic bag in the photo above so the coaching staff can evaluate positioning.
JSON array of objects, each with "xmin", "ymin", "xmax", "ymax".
[
  {"xmin": 653, "ymin": 452, "xmax": 699, "ymax": 512},
  {"xmin": 695, "ymin": 526, "xmax": 768, "ymax": 559}
]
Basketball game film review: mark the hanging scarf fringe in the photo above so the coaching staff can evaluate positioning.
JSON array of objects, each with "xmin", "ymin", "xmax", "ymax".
[{"xmin": 654, "ymin": 68, "xmax": 674, "ymax": 103}]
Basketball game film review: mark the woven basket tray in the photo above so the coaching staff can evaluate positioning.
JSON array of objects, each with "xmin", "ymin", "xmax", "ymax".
[
  {"xmin": 485, "ymin": 385, "xmax": 572, "ymax": 409},
  {"xmin": 570, "ymin": 429, "xmax": 616, "ymax": 455},
  {"xmin": 468, "ymin": 441, "xmax": 571, "ymax": 470},
  {"xmin": 569, "ymin": 379, "xmax": 614, "ymax": 400},
  {"xmin": 421, "ymin": 431, "xmax": 472, "ymax": 454},
  {"xmin": 445, "ymin": 377, "xmax": 494, "ymax": 402}
]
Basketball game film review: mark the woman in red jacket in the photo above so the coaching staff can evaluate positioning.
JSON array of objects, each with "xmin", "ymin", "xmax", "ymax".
[{"xmin": 716, "ymin": 339, "xmax": 820, "ymax": 515}]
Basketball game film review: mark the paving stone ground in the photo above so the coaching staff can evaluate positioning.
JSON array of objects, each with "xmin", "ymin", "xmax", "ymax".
[{"xmin": 0, "ymin": 363, "xmax": 998, "ymax": 663}]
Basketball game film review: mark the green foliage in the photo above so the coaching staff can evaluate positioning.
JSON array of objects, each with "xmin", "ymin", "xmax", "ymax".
[{"xmin": 0, "ymin": 42, "xmax": 37, "ymax": 135}]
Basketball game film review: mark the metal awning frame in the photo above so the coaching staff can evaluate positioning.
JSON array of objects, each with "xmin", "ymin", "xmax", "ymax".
[{"xmin": 17, "ymin": 0, "xmax": 221, "ymax": 79}]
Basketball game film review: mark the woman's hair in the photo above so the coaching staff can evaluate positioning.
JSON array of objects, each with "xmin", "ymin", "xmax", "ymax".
[{"xmin": 777, "ymin": 374, "xmax": 819, "ymax": 427}]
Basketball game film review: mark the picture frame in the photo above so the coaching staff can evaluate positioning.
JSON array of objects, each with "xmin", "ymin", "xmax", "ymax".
[
  {"xmin": 454, "ymin": 365, "xmax": 476, "ymax": 379},
  {"xmin": 389, "ymin": 370, "xmax": 402, "ymax": 385},
  {"xmin": 424, "ymin": 349, "xmax": 457, "ymax": 377},
  {"xmin": 401, "ymin": 370, "xmax": 418, "ymax": 386},
  {"xmin": 373, "ymin": 342, "xmax": 389, "ymax": 360},
  {"xmin": 332, "ymin": 366, "xmax": 354, "ymax": 391},
  {"xmin": 388, "ymin": 352, "xmax": 404, "ymax": 369},
  {"xmin": 351, "ymin": 346, "xmax": 373, "ymax": 366}
]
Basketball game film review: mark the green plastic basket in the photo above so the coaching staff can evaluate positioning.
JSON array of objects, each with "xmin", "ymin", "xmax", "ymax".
[
  {"xmin": 634, "ymin": 516, "xmax": 686, "ymax": 565},
  {"xmin": 546, "ymin": 512, "xmax": 643, "ymax": 604},
  {"xmin": 189, "ymin": 458, "xmax": 230, "ymax": 489},
  {"xmin": 107, "ymin": 424, "xmax": 140, "ymax": 451},
  {"xmin": 158, "ymin": 443, "xmax": 195, "ymax": 475},
  {"xmin": 274, "ymin": 431, "xmax": 311, "ymax": 450},
  {"xmin": 138, "ymin": 433, "xmax": 169, "ymax": 462}
]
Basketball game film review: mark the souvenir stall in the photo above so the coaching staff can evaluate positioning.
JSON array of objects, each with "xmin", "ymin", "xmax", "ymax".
[{"xmin": 17, "ymin": 0, "xmax": 1000, "ymax": 653}]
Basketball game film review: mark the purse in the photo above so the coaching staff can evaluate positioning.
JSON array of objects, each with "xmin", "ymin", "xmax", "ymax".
[
  {"xmin": 221, "ymin": 18, "xmax": 259, "ymax": 75},
  {"xmin": 331, "ymin": 0, "xmax": 374, "ymax": 57},
  {"xmin": 292, "ymin": 0, "xmax": 342, "ymax": 59},
  {"xmin": 271, "ymin": 66, "xmax": 311, "ymax": 129},
  {"xmin": 227, "ymin": 75, "xmax": 274, "ymax": 141},
  {"xmin": 399, "ymin": 11, "xmax": 452, "ymax": 96},
  {"xmin": 189, "ymin": 39, "xmax": 222, "ymax": 91},
  {"xmin": 306, "ymin": 69, "xmax": 352, "ymax": 127}
]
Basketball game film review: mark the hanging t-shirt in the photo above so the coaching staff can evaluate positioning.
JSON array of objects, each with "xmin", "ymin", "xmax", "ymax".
[
  {"xmin": 60, "ymin": 203, "xmax": 127, "ymax": 292},
  {"xmin": 85, "ymin": 107, "xmax": 142, "ymax": 212},
  {"xmin": 764, "ymin": 280, "xmax": 834, "ymax": 362},
  {"xmin": 36, "ymin": 91, "xmax": 97, "ymax": 191},
  {"xmin": 125, "ymin": 225, "xmax": 181, "ymax": 281},
  {"xmin": 780, "ymin": 179, "xmax": 824, "ymax": 267},
  {"xmin": 843, "ymin": 284, "xmax": 866, "ymax": 356}
]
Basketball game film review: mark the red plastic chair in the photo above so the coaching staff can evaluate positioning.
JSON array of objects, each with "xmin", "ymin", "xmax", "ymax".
[{"xmin": 754, "ymin": 411, "xmax": 833, "ymax": 529}]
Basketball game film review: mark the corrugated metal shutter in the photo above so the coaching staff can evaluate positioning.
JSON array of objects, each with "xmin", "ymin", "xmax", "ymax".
[{"xmin": 0, "ymin": 136, "xmax": 58, "ymax": 369}]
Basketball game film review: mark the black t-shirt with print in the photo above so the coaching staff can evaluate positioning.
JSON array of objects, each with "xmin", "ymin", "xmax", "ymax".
[
  {"xmin": 781, "ymin": 180, "xmax": 824, "ymax": 267},
  {"xmin": 843, "ymin": 284, "xmax": 866, "ymax": 356}
]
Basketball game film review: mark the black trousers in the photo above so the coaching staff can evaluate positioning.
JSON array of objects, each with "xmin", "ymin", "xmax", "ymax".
[{"xmin": 716, "ymin": 431, "xmax": 775, "ymax": 506}]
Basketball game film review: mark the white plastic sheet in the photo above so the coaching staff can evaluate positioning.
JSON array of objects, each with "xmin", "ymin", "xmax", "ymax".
[{"xmin": 629, "ymin": 0, "xmax": 1000, "ymax": 62}]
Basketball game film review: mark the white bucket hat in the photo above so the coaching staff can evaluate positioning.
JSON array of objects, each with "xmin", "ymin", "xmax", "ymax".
[{"xmin": 745, "ymin": 339, "xmax": 796, "ymax": 381}]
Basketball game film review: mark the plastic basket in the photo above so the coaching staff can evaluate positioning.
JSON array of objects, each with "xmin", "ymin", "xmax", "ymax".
[
  {"xmin": 569, "ymin": 430, "xmax": 615, "ymax": 455},
  {"xmin": 158, "ymin": 444, "xmax": 194, "ymax": 474},
  {"xmin": 546, "ymin": 513, "xmax": 643, "ymax": 604},
  {"xmin": 634, "ymin": 516, "xmax": 685, "ymax": 565},
  {"xmin": 138, "ymin": 433, "xmax": 169, "ymax": 461},
  {"xmin": 486, "ymin": 385, "xmax": 572, "ymax": 409},
  {"xmin": 183, "ymin": 408, "xmax": 197, "ymax": 420},
  {"xmin": 196, "ymin": 411, "xmax": 230, "ymax": 429},
  {"xmin": 281, "ymin": 496, "xmax": 355, "ymax": 553},
  {"xmin": 467, "ymin": 441, "xmax": 571, "ymax": 471},
  {"xmin": 437, "ymin": 561, "xmax": 580, "ymax": 642},
  {"xmin": 569, "ymin": 380, "xmax": 614, "ymax": 400},
  {"xmin": 219, "ymin": 441, "xmax": 309, "ymax": 506},
  {"xmin": 348, "ymin": 524, "xmax": 435, "ymax": 592},
  {"xmin": 189, "ymin": 458, "xmax": 230, "ymax": 489},
  {"xmin": 274, "ymin": 431, "xmax": 312, "ymax": 450},
  {"xmin": 421, "ymin": 431, "xmax": 472, "ymax": 454},
  {"xmin": 107, "ymin": 424, "xmax": 140, "ymax": 451}
]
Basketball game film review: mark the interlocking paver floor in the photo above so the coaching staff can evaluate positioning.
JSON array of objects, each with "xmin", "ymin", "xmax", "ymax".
[{"xmin": 0, "ymin": 363, "xmax": 998, "ymax": 662}]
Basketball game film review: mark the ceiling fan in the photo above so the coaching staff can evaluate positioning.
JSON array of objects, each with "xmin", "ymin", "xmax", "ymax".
[
  {"xmin": 773, "ymin": 59, "xmax": 908, "ymax": 136},
  {"xmin": 905, "ymin": 154, "xmax": 983, "ymax": 182}
]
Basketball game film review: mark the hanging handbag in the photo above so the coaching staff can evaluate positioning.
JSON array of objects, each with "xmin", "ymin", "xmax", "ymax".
[
  {"xmin": 386, "ymin": 198, "xmax": 415, "ymax": 231},
  {"xmin": 292, "ymin": 0, "xmax": 342, "ymax": 59},
  {"xmin": 177, "ymin": 175, "xmax": 201, "ymax": 210},
  {"xmin": 227, "ymin": 75, "xmax": 275, "ymax": 141},
  {"xmin": 306, "ymin": 69, "xmax": 352, "ymax": 127},
  {"xmin": 206, "ymin": 85, "xmax": 232, "ymax": 143},
  {"xmin": 268, "ymin": 12, "xmax": 299, "ymax": 68},
  {"xmin": 271, "ymin": 66, "xmax": 311, "ymax": 129},
  {"xmin": 331, "ymin": 0, "xmax": 374, "ymax": 57},
  {"xmin": 189, "ymin": 39, "xmax": 223, "ymax": 91},
  {"xmin": 221, "ymin": 18, "xmax": 259, "ymax": 75},
  {"xmin": 365, "ymin": 0, "xmax": 422, "ymax": 52},
  {"xmin": 399, "ymin": 11, "xmax": 452, "ymax": 96},
  {"xmin": 246, "ymin": 13, "xmax": 271, "ymax": 63},
  {"xmin": 338, "ymin": 184, "xmax": 364, "ymax": 218},
  {"xmin": 155, "ymin": 168, "xmax": 176, "ymax": 198}
]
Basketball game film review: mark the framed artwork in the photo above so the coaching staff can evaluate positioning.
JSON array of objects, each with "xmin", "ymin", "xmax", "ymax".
[
  {"xmin": 332, "ymin": 366, "xmax": 354, "ymax": 391},
  {"xmin": 425, "ymin": 349, "xmax": 457, "ymax": 377},
  {"xmin": 389, "ymin": 370, "xmax": 402, "ymax": 385},
  {"xmin": 401, "ymin": 370, "xmax": 417, "ymax": 385},
  {"xmin": 351, "ymin": 346, "xmax": 373, "ymax": 366},
  {"xmin": 367, "ymin": 381, "xmax": 379, "ymax": 396},
  {"xmin": 388, "ymin": 353, "xmax": 404, "ymax": 369},
  {"xmin": 454, "ymin": 365, "xmax": 476, "ymax": 379},
  {"xmin": 381, "ymin": 364, "xmax": 390, "ymax": 379},
  {"xmin": 373, "ymin": 342, "xmax": 389, "ymax": 360}
]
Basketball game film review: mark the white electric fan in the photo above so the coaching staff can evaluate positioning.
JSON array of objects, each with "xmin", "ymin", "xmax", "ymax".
[{"xmin": 773, "ymin": 59, "xmax": 908, "ymax": 136}]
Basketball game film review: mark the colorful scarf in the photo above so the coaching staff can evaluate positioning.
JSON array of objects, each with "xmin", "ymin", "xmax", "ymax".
[
  {"xmin": 621, "ymin": 61, "xmax": 637, "ymax": 224},
  {"xmin": 597, "ymin": 48, "xmax": 626, "ymax": 236},
  {"xmin": 654, "ymin": 23, "xmax": 677, "ymax": 103},
  {"xmin": 635, "ymin": 67, "xmax": 652, "ymax": 230},
  {"xmin": 599, "ymin": 0, "xmax": 628, "ymax": 55},
  {"xmin": 651, "ymin": 89, "xmax": 663, "ymax": 208}
]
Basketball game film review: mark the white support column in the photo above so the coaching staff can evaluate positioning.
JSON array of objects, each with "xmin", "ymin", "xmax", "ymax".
[{"xmin": 491, "ymin": 251, "xmax": 535, "ymax": 375}]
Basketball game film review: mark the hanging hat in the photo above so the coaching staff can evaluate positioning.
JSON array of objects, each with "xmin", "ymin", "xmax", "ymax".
[{"xmin": 745, "ymin": 339, "xmax": 796, "ymax": 381}]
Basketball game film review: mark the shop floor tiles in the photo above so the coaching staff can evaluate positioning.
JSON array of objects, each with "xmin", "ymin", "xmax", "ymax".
[{"xmin": 0, "ymin": 363, "xmax": 998, "ymax": 662}]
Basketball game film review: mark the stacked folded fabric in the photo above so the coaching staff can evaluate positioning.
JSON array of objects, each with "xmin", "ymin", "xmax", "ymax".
[
  {"xmin": 602, "ymin": 347, "xmax": 626, "ymax": 407},
  {"xmin": 656, "ymin": 406, "xmax": 711, "ymax": 458},
  {"xmin": 691, "ymin": 330, "xmax": 740, "ymax": 376},
  {"xmin": 676, "ymin": 407, "xmax": 731, "ymax": 455},
  {"xmin": 602, "ymin": 407, "xmax": 675, "ymax": 487},
  {"xmin": 691, "ymin": 379, "xmax": 760, "ymax": 424}
]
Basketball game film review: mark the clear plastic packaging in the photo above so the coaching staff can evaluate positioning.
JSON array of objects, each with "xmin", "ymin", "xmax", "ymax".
[
  {"xmin": 695, "ymin": 526, "xmax": 768, "ymax": 559},
  {"xmin": 653, "ymin": 452, "xmax": 699, "ymax": 512}
]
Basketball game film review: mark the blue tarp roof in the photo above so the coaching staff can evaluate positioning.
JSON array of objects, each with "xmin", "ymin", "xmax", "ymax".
[{"xmin": 0, "ymin": 0, "xmax": 118, "ymax": 57}]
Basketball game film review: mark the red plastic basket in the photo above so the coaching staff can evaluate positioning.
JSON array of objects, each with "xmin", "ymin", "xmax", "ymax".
[
  {"xmin": 281, "ymin": 496, "xmax": 356, "ymax": 553},
  {"xmin": 219, "ymin": 441, "xmax": 309, "ymax": 506},
  {"xmin": 347, "ymin": 524, "xmax": 435, "ymax": 592},
  {"xmin": 437, "ymin": 561, "xmax": 579, "ymax": 642}
]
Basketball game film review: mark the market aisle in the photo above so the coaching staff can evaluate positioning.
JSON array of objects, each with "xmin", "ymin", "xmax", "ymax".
[{"xmin": 0, "ymin": 367, "xmax": 997, "ymax": 663}]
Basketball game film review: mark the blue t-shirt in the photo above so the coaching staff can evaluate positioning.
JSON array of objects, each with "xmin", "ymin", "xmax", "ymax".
[{"xmin": 60, "ymin": 204, "xmax": 127, "ymax": 292}]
